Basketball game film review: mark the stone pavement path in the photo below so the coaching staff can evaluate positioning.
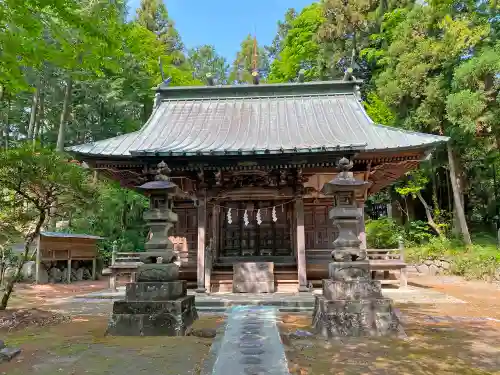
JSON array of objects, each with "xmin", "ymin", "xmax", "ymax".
[
  {"xmin": 209, "ymin": 306, "xmax": 290, "ymax": 375},
  {"xmin": 408, "ymin": 275, "xmax": 500, "ymax": 320}
]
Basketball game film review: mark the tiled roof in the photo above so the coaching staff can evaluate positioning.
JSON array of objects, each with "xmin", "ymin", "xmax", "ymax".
[{"xmin": 67, "ymin": 81, "xmax": 448, "ymax": 157}]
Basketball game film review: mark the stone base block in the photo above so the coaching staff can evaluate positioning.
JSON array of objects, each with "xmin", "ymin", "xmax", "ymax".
[
  {"xmin": 232, "ymin": 281, "xmax": 275, "ymax": 293},
  {"xmin": 322, "ymin": 279, "xmax": 382, "ymax": 300},
  {"xmin": 135, "ymin": 263, "xmax": 179, "ymax": 282},
  {"xmin": 138, "ymin": 251, "xmax": 177, "ymax": 264},
  {"xmin": 107, "ymin": 295, "xmax": 198, "ymax": 336},
  {"xmin": 312, "ymin": 295, "xmax": 401, "ymax": 337},
  {"xmin": 328, "ymin": 261, "xmax": 370, "ymax": 281},
  {"xmin": 112, "ymin": 295, "xmax": 195, "ymax": 315},
  {"xmin": 125, "ymin": 281, "xmax": 187, "ymax": 301},
  {"xmin": 233, "ymin": 262, "xmax": 274, "ymax": 281}
]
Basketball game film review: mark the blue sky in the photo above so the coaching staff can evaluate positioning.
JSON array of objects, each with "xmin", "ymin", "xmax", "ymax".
[{"xmin": 127, "ymin": 0, "xmax": 315, "ymax": 62}]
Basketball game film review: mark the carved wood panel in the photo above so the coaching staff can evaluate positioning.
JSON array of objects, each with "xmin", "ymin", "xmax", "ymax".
[
  {"xmin": 219, "ymin": 200, "xmax": 292, "ymax": 257},
  {"xmin": 304, "ymin": 202, "xmax": 338, "ymax": 249}
]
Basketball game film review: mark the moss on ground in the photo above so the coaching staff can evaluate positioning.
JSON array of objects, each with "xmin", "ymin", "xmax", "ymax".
[
  {"xmin": 0, "ymin": 315, "xmax": 223, "ymax": 375},
  {"xmin": 279, "ymin": 310, "xmax": 500, "ymax": 375}
]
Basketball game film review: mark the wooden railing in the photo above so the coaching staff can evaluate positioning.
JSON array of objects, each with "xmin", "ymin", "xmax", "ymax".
[{"xmin": 366, "ymin": 238, "xmax": 407, "ymax": 288}]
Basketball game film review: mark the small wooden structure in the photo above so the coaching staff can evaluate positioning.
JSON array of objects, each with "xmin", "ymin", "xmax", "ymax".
[
  {"xmin": 35, "ymin": 231, "xmax": 103, "ymax": 284},
  {"xmin": 107, "ymin": 250, "xmax": 142, "ymax": 291},
  {"xmin": 366, "ymin": 241, "xmax": 407, "ymax": 288}
]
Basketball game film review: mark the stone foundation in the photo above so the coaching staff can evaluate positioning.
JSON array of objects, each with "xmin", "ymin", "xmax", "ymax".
[
  {"xmin": 108, "ymin": 295, "xmax": 197, "ymax": 336},
  {"xmin": 107, "ymin": 279, "xmax": 198, "ymax": 336},
  {"xmin": 125, "ymin": 281, "xmax": 187, "ymax": 301},
  {"xmin": 312, "ymin": 279, "xmax": 402, "ymax": 337},
  {"xmin": 312, "ymin": 280, "xmax": 401, "ymax": 338}
]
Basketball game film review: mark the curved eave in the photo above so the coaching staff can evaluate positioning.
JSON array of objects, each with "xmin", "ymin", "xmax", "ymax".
[{"xmin": 129, "ymin": 144, "xmax": 367, "ymax": 157}]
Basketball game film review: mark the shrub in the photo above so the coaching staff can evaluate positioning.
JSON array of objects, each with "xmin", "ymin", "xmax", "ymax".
[
  {"xmin": 366, "ymin": 217, "xmax": 403, "ymax": 249},
  {"xmin": 404, "ymin": 220, "xmax": 433, "ymax": 246},
  {"xmin": 405, "ymin": 233, "xmax": 500, "ymax": 280}
]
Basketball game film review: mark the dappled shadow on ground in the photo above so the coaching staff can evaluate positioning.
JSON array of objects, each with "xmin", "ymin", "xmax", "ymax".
[
  {"xmin": 0, "ymin": 314, "xmax": 224, "ymax": 375},
  {"xmin": 9, "ymin": 280, "xmax": 109, "ymax": 308},
  {"xmin": 279, "ymin": 303, "xmax": 500, "ymax": 375},
  {"xmin": 0, "ymin": 308, "xmax": 70, "ymax": 331}
]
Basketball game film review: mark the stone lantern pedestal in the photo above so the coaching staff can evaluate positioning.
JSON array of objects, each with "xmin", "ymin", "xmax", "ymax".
[
  {"xmin": 311, "ymin": 158, "xmax": 402, "ymax": 337},
  {"xmin": 107, "ymin": 162, "xmax": 198, "ymax": 336}
]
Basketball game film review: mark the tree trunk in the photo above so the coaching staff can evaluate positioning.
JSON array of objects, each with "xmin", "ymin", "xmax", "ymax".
[
  {"xmin": 3, "ymin": 95, "xmax": 11, "ymax": 150},
  {"xmin": 27, "ymin": 85, "xmax": 40, "ymax": 140},
  {"xmin": 0, "ymin": 211, "xmax": 46, "ymax": 310},
  {"xmin": 447, "ymin": 143, "xmax": 472, "ymax": 246},
  {"xmin": 56, "ymin": 77, "xmax": 73, "ymax": 152},
  {"xmin": 0, "ymin": 247, "xmax": 5, "ymax": 286},
  {"xmin": 33, "ymin": 91, "xmax": 44, "ymax": 148},
  {"xmin": 416, "ymin": 192, "xmax": 443, "ymax": 237}
]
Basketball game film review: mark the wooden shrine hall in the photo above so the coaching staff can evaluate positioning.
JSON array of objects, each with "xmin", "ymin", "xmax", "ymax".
[{"xmin": 68, "ymin": 79, "xmax": 448, "ymax": 293}]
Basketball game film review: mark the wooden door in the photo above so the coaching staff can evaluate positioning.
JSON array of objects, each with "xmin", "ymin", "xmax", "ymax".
[
  {"xmin": 304, "ymin": 202, "xmax": 338, "ymax": 249},
  {"xmin": 219, "ymin": 200, "xmax": 292, "ymax": 257}
]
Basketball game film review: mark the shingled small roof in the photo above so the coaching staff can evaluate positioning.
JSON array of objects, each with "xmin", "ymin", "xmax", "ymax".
[{"xmin": 67, "ymin": 80, "xmax": 448, "ymax": 157}]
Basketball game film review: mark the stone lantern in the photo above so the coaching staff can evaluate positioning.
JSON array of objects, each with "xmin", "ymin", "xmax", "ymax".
[
  {"xmin": 320, "ymin": 157, "xmax": 371, "ymax": 279},
  {"xmin": 137, "ymin": 161, "xmax": 182, "ymax": 266},
  {"xmin": 312, "ymin": 157, "xmax": 402, "ymax": 338},
  {"xmin": 107, "ymin": 161, "xmax": 198, "ymax": 336}
]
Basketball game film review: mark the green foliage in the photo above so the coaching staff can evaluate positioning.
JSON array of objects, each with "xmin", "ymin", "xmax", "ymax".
[
  {"xmin": 229, "ymin": 35, "xmax": 270, "ymax": 83},
  {"xmin": 363, "ymin": 92, "xmax": 396, "ymax": 125},
  {"xmin": 69, "ymin": 182, "xmax": 148, "ymax": 260},
  {"xmin": 187, "ymin": 45, "xmax": 229, "ymax": 84},
  {"xmin": 268, "ymin": 3, "xmax": 324, "ymax": 82},
  {"xmin": 367, "ymin": 217, "xmax": 435, "ymax": 247},
  {"xmin": 0, "ymin": 146, "xmax": 96, "ymax": 216},
  {"xmin": 394, "ymin": 169, "xmax": 429, "ymax": 199},
  {"xmin": 366, "ymin": 217, "xmax": 403, "ymax": 248},
  {"xmin": 0, "ymin": 0, "xmax": 123, "ymax": 93},
  {"xmin": 405, "ymin": 220, "xmax": 433, "ymax": 245},
  {"xmin": 375, "ymin": 4, "xmax": 489, "ymax": 136},
  {"xmin": 405, "ymin": 234, "xmax": 500, "ymax": 281},
  {"xmin": 135, "ymin": 0, "xmax": 184, "ymax": 56}
]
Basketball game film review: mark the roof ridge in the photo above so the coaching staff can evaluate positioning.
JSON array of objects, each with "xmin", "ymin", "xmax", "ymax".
[{"xmin": 159, "ymin": 91, "xmax": 356, "ymax": 102}]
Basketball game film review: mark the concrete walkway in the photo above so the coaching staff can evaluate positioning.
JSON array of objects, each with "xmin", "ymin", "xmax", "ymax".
[{"xmin": 204, "ymin": 306, "xmax": 290, "ymax": 375}]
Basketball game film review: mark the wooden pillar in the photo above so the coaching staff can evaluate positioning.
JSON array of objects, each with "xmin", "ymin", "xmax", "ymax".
[
  {"xmin": 92, "ymin": 258, "xmax": 97, "ymax": 280},
  {"xmin": 357, "ymin": 201, "xmax": 367, "ymax": 250},
  {"xmin": 67, "ymin": 258, "xmax": 71, "ymax": 283},
  {"xmin": 109, "ymin": 272, "xmax": 117, "ymax": 291},
  {"xmin": 204, "ymin": 204, "xmax": 218, "ymax": 292},
  {"xmin": 398, "ymin": 237, "xmax": 408, "ymax": 288},
  {"xmin": 295, "ymin": 198, "xmax": 308, "ymax": 292},
  {"xmin": 196, "ymin": 197, "xmax": 207, "ymax": 293},
  {"xmin": 35, "ymin": 235, "xmax": 41, "ymax": 284}
]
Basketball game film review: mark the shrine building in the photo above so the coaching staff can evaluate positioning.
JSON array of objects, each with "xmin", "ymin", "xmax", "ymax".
[{"xmin": 68, "ymin": 79, "xmax": 448, "ymax": 293}]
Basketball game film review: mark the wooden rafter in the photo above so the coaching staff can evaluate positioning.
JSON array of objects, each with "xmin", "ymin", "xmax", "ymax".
[{"xmin": 368, "ymin": 160, "xmax": 420, "ymax": 194}]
